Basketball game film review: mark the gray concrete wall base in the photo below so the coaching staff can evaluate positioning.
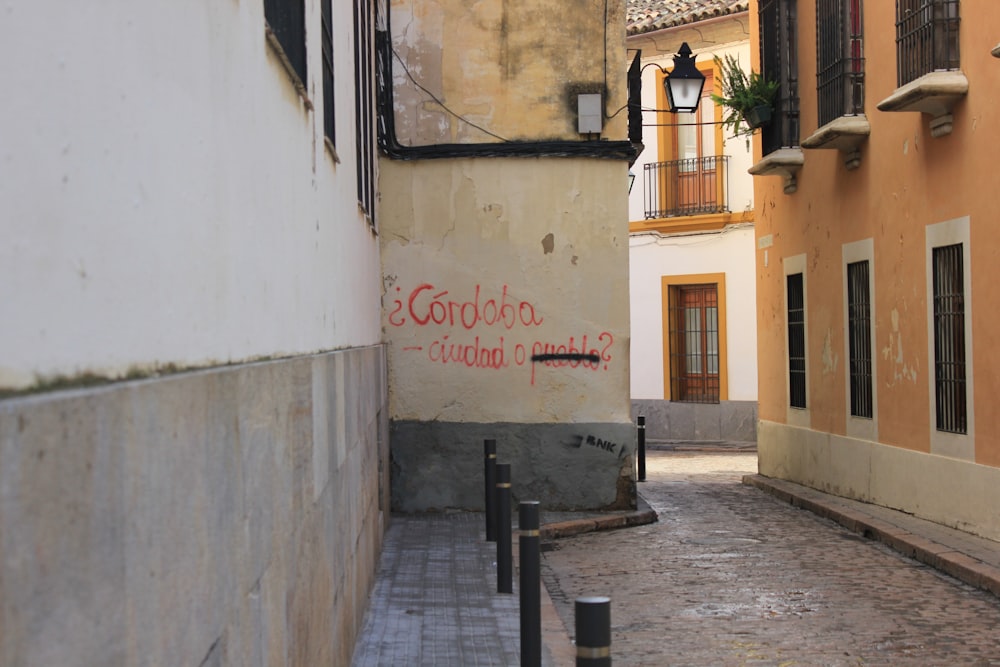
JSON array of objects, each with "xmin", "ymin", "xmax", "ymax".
[
  {"xmin": 390, "ymin": 420, "xmax": 636, "ymax": 512},
  {"xmin": 631, "ymin": 399, "xmax": 758, "ymax": 442},
  {"xmin": 0, "ymin": 346, "xmax": 388, "ymax": 667}
]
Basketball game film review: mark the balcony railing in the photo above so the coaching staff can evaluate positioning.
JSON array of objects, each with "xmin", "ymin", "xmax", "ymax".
[
  {"xmin": 896, "ymin": 0, "xmax": 960, "ymax": 87},
  {"xmin": 643, "ymin": 156, "xmax": 730, "ymax": 220}
]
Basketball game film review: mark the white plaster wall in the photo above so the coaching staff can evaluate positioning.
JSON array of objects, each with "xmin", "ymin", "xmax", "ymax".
[
  {"xmin": 0, "ymin": 1, "xmax": 381, "ymax": 390},
  {"xmin": 627, "ymin": 39, "xmax": 754, "ymax": 222},
  {"xmin": 628, "ymin": 225, "xmax": 758, "ymax": 400}
]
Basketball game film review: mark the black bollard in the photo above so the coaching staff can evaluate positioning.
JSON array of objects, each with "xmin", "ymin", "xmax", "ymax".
[
  {"xmin": 637, "ymin": 415, "xmax": 646, "ymax": 482},
  {"xmin": 484, "ymin": 439, "xmax": 497, "ymax": 541},
  {"xmin": 519, "ymin": 501, "xmax": 541, "ymax": 667},
  {"xmin": 575, "ymin": 596, "xmax": 611, "ymax": 666},
  {"xmin": 496, "ymin": 463, "xmax": 512, "ymax": 594}
]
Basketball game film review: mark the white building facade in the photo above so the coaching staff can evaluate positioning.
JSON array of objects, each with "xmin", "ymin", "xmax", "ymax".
[
  {"xmin": 627, "ymin": 0, "xmax": 759, "ymax": 443},
  {"xmin": 0, "ymin": 2, "xmax": 386, "ymax": 665}
]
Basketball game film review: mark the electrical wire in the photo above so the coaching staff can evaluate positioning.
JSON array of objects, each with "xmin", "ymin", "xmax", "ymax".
[{"xmin": 390, "ymin": 47, "xmax": 510, "ymax": 142}]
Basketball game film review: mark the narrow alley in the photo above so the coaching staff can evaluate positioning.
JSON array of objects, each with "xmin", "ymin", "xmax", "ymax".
[{"xmin": 541, "ymin": 450, "xmax": 1000, "ymax": 666}]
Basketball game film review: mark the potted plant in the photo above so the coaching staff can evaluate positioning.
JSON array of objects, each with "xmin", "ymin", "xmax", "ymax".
[{"xmin": 709, "ymin": 54, "xmax": 780, "ymax": 144}]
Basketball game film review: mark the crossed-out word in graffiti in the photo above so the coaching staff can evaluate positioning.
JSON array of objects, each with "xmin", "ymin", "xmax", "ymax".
[{"xmin": 389, "ymin": 282, "xmax": 614, "ymax": 385}]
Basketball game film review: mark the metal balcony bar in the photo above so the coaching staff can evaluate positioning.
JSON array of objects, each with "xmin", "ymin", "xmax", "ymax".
[
  {"xmin": 642, "ymin": 155, "xmax": 730, "ymax": 220},
  {"xmin": 895, "ymin": 0, "xmax": 960, "ymax": 87}
]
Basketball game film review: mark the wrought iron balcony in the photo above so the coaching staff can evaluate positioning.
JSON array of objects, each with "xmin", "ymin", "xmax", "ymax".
[{"xmin": 642, "ymin": 155, "xmax": 730, "ymax": 220}]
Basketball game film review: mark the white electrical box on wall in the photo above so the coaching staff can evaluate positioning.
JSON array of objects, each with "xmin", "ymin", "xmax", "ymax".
[{"xmin": 578, "ymin": 93, "xmax": 603, "ymax": 133}]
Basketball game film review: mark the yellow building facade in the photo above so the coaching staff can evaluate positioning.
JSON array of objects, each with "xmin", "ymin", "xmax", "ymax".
[{"xmin": 750, "ymin": 0, "xmax": 1000, "ymax": 539}]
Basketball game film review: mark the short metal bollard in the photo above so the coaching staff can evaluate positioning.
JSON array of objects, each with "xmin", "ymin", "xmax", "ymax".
[
  {"xmin": 519, "ymin": 501, "xmax": 541, "ymax": 667},
  {"xmin": 575, "ymin": 596, "xmax": 611, "ymax": 666},
  {"xmin": 484, "ymin": 439, "xmax": 497, "ymax": 542},
  {"xmin": 496, "ymin": 463, "xmax": 512, "ymax": 594},
  {"xmin": 637, "ymin": 416, "xmax": 646, "ymax": 482}
]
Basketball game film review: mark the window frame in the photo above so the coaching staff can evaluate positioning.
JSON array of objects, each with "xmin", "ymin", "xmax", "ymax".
[
  {"xmin": 925, "ymin": 217, "xmax": 973, "ymax": 460},
  {"xmin": 758, "ymin": 0, "xmax": 800, "ymax": 156},
  {"xmin": 894, "ymin": 0, "xmax": 961, "ymax": 87},
  {"xmin": 264, "ymin": 0, "xmax": 309, "ymax": 100},
  {"xmin": 354, "ymin": 0, "xmax": 376, "ymax": 225},
  {"xmin": 322, "ymin": 0, "xmax": 336, "ymax": 148},
  {"xmin": 661, "ymin": 274, "xmax": 728, "ymax": 403},
  {"xmin": 783, "ymin": 255, "xmax": 809, "ymax": 427},
  {"xmin": 843, "ymin": 239, "xmax": 877, "ymax": 441},
  {"xmin": 815, "ymin": 0, "xmax": 865, "ymax": 127}
]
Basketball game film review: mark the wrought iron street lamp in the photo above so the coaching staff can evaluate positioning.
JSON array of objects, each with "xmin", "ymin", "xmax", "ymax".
[{"xmin": 663, "ymin": 43, "xmax": 706, "ymax": 114}]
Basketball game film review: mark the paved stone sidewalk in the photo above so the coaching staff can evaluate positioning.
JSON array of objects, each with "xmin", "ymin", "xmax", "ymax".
[
  {"xmin": 350, "ymin": 505, "xmax": 656, "ymax": 666},
  {"xmin": 541, "ymin": 452, "xmax": 1000, "ymax": 666}
]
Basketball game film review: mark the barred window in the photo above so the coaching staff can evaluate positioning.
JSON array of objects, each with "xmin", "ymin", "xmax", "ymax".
[
  {"xmin": 787, "ymin": 273, "xmax": 806, "ymax": 409},
  {"xmin": 816, "ymin": 0, "xmax": 864, "ymax": 127},
  {"xmin": 354, "ymin": 0, "xmax": 376, "ymax": 222},
  {"xmin": 895, "ymin": 0, "xmax": 960, "ymax": 87},
  {"xmin": 847, "ymin": 260, "xmax": 872, "ymax": 418},
  {"xmin": 264, "ymin": 0, "xmax": 307, "ymax": 87},
  {"xmin": 932, "ymin": 243, "xmax": 966, "ymax": 434},
  {"xmin": 759, "ymin": 0, "xmax": 800, "ymax": 156}
]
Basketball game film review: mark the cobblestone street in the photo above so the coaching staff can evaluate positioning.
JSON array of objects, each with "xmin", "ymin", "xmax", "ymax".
[{"xmin": 541, "ymin": 451, "xmax": 1000, "ymax": 666}]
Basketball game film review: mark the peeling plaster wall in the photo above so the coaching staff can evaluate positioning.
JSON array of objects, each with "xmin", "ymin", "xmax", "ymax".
[
  {"xmin": 381, "ymin": 157, "xmax": 633, "ymax": 510},
  {"xmin": 390, "ymin": 0, "xmax": 627, "ymax": 144},
  {"xmin": 381, "ymin": 0, "xmax": 634, "ymax": 511}
]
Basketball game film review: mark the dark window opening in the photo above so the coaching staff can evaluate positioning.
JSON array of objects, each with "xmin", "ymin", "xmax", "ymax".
[
  {"xmin": 816, "ymin": 0, "xmax": 865, "ymax": 126},
  {"xmin": 668, "ymin": 284, "xmax": 721, "ymax": 404},
  {"xmin": 354, "ymin": 0, "xmax": 376, "ymax": 222},
  {"xmin": 264, "ymin": 0, "xmax": 307, "ymax": 86},
  {"xmin": 895, "ymin": 0, "xmax": 960, "ymax": 87},
  {"xmin": 322, "ymin": 0, "xmax": 335, "ymax": 144},
  {"xmin": 932, "ymin": 243, "xmax": 966, "ymax": 434},
  {"xmin": 787, "ymin": 272, "xmax": 806, "ymax": 409},
  {"xmin": 759, "ymin": 0, "xmax": 800, "ymax": 156},
  {"xmin": 847, "ymin": 260, "xmax": 873, "ymax": 419}
]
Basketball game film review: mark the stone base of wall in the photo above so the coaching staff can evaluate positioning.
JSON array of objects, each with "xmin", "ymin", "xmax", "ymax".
[
  {"xmin": 758, "ymin": 420, "xmax": 1000, "ymax": 542},
  {"xmin": 631, "ymin": 399, "xmax": 757, "ymax": 443},
  {"xmin": 390, "ymin": 420, "xmax": 636, "ymax": 512},
  {"xmin": 0, "ymin": 346, "xmax": 388, "ymax": 667}
]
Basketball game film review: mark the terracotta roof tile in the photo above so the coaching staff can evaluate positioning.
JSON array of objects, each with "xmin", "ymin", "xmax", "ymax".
[{"xmin": 627, "ymin": 0, "xmax": 749, "ymax": 36}]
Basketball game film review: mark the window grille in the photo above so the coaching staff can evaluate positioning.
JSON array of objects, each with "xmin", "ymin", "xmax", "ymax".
[
  {"xmin": 322, "ymin": 0, "xmax": 335, "ymax": 144},
  {"xmin": 354, "ymin": 0, "xmax": 376, "ymax": 222},
  {"xmin": 759, "ymin": 0, "xmax": 800, "ymax": 156},
  {"xmin": 264, "ymin": 0, "xmax": 307, "ymax": 85},
  {"xmin": 816, "ymin": 0, "xmax": 864, "ymax": 126},
  {"xmin": 847, "ymin": 260, "xmax": 873, "ymax": 418},
  {"xmin": 932, "ymin": 243, "xmax": 966, "ymax": 434},
  {"xmin": 895, "ymin": 0, "xmax": 960, "ymax": 87},
  {"xmin": 787, "ymin": 273, "xmax": 806, "ymax": 409},
  {"xmin": 668, "ymin": 284, "xmax": 721, "ymax": 404}
]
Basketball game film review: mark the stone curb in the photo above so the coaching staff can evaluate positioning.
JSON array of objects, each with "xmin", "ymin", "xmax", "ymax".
[
  {"xmin": 743, "ymin": 474, "xmax": 1000, "ymax": 599},
  {"xmin": 540, "ymin": 499, "xmax": 658, "ymax": 541}
]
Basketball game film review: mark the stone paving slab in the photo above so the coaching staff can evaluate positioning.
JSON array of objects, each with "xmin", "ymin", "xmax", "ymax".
[
  {"xmin": 543, "ymin": 452, "xmax": 1000, "ymax": 665},
  {"xmin": 352, "ymin": 455, "xmax": 1000, "ymax": 666},
  {"xmin": 350, "ymin": 504, "xmax": 656, "ymax": 666},
  {"xmin": 744, "ymin": 474, "xmax": 1000, "ymax": 599}
]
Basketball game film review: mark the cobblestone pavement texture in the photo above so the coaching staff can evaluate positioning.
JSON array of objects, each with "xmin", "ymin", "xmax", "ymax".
[{"xmin": 541, "ymin": 451, "xmax": 1000, "ymax": 666}]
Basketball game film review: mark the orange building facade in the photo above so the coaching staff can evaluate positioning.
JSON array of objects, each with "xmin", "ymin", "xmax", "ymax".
[{"xmin": 750, "ymin": 0, "xmax": 1000, "ymax": 540}]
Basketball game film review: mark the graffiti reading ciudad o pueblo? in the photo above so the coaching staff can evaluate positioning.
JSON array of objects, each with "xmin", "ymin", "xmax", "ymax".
[{"xmin": 388, "ymin": 282, "xmax": 614, "ymax": 385}]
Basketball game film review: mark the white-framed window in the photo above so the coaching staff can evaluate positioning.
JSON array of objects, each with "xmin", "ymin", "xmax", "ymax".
[
  {"xmin": 843, "ymin": 238, "xmax": 877, "ymax": 440},
  {"xmin": 784, "ymin": 254, "xmax": 810, "ymax": 427},
  {"xmin": 925, "ymin": 216, "xmax": 973, "ymax": 460}
]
